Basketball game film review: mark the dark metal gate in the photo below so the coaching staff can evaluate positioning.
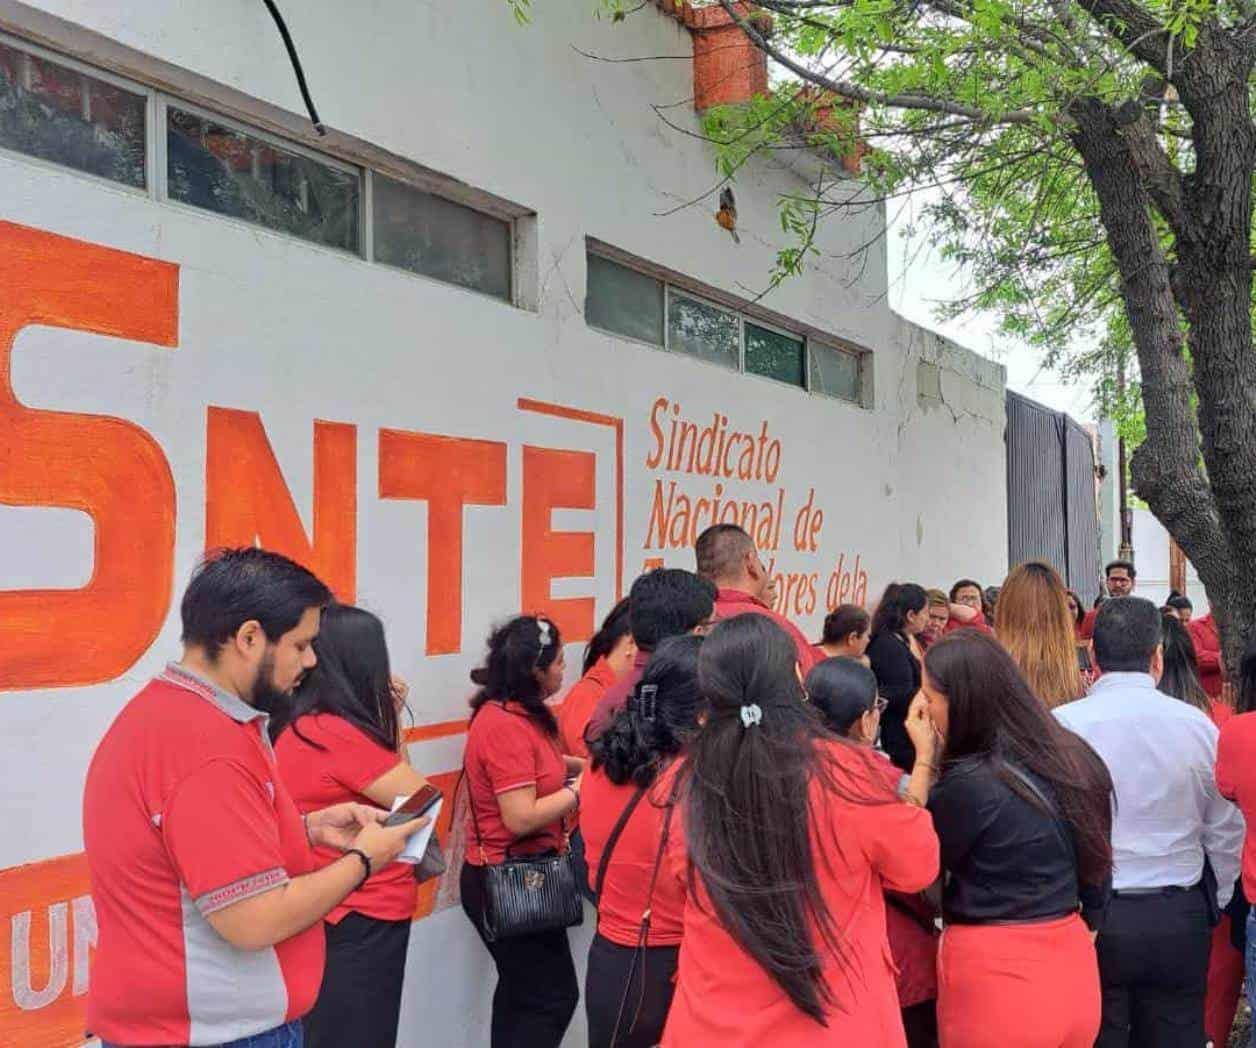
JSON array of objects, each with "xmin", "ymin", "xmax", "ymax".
[{"xmin": 1005, "ymin": 391, "xmax": 1101, "ymax": 606}]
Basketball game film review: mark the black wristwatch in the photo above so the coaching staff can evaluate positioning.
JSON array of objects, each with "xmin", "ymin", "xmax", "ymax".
[{"xmin": 345, "ymin": 847, "xmax": 372, "ymax": 890}]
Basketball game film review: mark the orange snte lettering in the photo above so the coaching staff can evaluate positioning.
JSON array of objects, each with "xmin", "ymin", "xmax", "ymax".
[
  {"xmin": 0, "ymin": 221, "xmax": 178, "ymax": 690},
  {"xmin": 379, "ymin": 430, "xmax": 507, "ymax": 655},
  {"xmin": 522, "ymin": 446, "xmax": 596, "ymax": 643},
  {"xmin": 206, "ymin": 408, "xmax": 358, "ymax": 600}
]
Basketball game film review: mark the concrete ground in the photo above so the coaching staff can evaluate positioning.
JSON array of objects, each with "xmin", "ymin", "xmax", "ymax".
[{"xmin": 1230, "ymin": 1002, "xmax": 1251, "ymax": 1047}]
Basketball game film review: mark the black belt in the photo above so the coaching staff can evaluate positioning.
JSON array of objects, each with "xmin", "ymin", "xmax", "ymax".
[{"xmin": 1112, "ymin": 884, "xmax": 1196, "ymax": 898}]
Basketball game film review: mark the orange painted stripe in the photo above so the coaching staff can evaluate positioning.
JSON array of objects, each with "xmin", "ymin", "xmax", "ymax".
[
  {"xmin": 516, "ymin": 397, "xmax": 625, "ymax": 600},
  {"xmin": 402, "ymin": 718, "xmax": 468, "ymax": 743}
]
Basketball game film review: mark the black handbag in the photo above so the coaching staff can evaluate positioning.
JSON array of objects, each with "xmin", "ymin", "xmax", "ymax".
[{"xmin": 464, "ymin": 770, "xmax": 584, "ymax": 943}]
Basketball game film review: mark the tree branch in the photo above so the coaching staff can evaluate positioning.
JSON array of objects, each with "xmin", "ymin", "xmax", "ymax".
[
  {"xmin": 714, "ymin": 0, "xmax": 1042, "ymax": 125},
  {"xmin": 1070, "ymin": 0, "xmax": 1178, "ymax": 74}
]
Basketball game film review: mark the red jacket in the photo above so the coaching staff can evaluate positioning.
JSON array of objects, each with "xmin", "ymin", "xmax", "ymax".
[
  {"xmin": 715, "ymin": 589, "xmax": 821, "ymax": 673},
  {"xmin": 1190, "ymin": 614, "xmax": 1224, "ymax": 700}
]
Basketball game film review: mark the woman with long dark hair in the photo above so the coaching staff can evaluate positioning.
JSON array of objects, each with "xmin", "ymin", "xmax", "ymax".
[
  {"xmin": 1158, "ymin": 614, "xmax": 1212, "ymax": 714},
  {"xmin": 922, "ymin": 631, "xmax": 1113, "ymax": 1047},
  {"xmin": 581, "ymin": 635, "xmax": 704, "ymax": 1048},
  {"xmin": 274, "ymin": 603, "xmax": 433, "ymax": 1048},
  {"xmin": 867, "ymin": 582, "xmax": 930, "ymax": 771},
  {"xmin": 661, "ymin": 615, "xmax": 939, "ymax": 1045},
  {"xmin": 460, "ymin": 615, "xmax": 583, "ymax": 1048},
  {"xmin": 558, "ymin": 597, "xmax": 634, "ymax": 758},
  {"xmin": 805, "ymin": 657, "xmax": 940, "ymax": 1047}
]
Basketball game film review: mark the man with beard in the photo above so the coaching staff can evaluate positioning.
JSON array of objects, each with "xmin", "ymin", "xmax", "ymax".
[{"xmin": 83, "ymin": 548, "xmax": 426, "ymax": 1048}]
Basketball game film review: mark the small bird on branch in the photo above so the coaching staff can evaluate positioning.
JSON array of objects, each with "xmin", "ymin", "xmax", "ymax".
[{"xmin": 716, "ymin": 187, "xmax": 740, "ymax": 244}]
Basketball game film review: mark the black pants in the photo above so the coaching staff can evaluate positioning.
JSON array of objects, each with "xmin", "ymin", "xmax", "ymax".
[
  {"xmin": 303, "ymin": 912, "xmax": 410, "ymax": 1048},
  {"xmin": 461, "ymin": 862, "xmax": 579, "ymax": 1048},
  {"xmin": 585, "ymin": 932, "xmax": 679, "ymax": 1048},
  {"xmin": 1095, "ymin": 887, "xmax": 1211, "ymax": 1048},
  {"xmin": 901, "ymin": 999, "xmax": 939, "ymax": 1048}
]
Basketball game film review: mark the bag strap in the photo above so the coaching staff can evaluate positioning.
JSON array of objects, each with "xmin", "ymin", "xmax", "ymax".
[
  {"xmin": 609, "ymin": 777, "xmax": 681, "ymax": 1047},
  {"xmin": 458, "ymin": 767, "xmax": 489, "ymax": 866},
  {"xmin": 595, "ymin": 785, "xmax": 648, "ymax": 902},
  {"xmin": 1002, "ymin": 760, "xmax": 1073, "ymax": 859}
]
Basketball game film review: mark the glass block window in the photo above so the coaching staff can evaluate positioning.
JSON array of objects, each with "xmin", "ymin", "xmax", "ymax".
[
  {"xmin": 810, "ymin": 341, "xmax": 863, "ymax": 403},
  {"xmin": 585, "ymin": 253, "xmax": 664, "ymax": 345},
  {"xmin": 166, "ymin": 106, "xmax": 361, "ymax": 252},
  {"xmin": 373, "ymin": 173, "xmax": 511, "ymax": 301},
  {"xmin": 745, "ymin": 322, "xmax": 805, "ymax": 388},
  {"xmin": 667, "ymin": 290, "xmax": 739, "ymax": 370},
  {"xmin": 0, "ymin": 38, "xmax": 146, "ymax": 187}
]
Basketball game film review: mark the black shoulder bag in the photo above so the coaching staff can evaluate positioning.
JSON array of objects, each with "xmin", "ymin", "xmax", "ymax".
[{"xmin": 464, "ymin": 769, "xmax": 585, "ymax": 943}]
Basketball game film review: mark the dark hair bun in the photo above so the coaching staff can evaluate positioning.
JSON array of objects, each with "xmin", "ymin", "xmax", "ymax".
[{"xmin": 469, "ymin": 667, "xmax": 490, "ymax": 686}]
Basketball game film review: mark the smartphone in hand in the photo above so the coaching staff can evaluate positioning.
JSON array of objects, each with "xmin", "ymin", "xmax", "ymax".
[{"xmin": 383, "ymin": 784, "xmax": 442, "ymax": 828}]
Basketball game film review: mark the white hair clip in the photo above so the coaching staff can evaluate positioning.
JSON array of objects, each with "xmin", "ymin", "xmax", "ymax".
[
  {"xmin": 740, "ymin": 704, "xmax": 763, "ymax": 728},
  {"xmin": 533, "ymin": 618, "xmax": 553, "ymax": 667}
]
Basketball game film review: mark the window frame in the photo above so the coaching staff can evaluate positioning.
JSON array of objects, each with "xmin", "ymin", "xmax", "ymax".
[
  {"xmin": 742, "ymin": 315, "xmax": 809, "ymax": 392},
  {"xmin": 158, "ymin": 94, "xmax": 366, "ymax": 259},
  {"xmin": 0, "ymin": 30, "xmax": 154, "ymax": 198},
  {"xmin": 664, "ymin": 284, "xmax": 743, "ymax": 373},
  {"xmin": 0, "ymin": 26, "xmax": 526, "ymax": 303},
  {"xmin": 366, "ymin": 168, "xmax": 516, "ymax": 304},
  {"xmin": 585, "ymin": 242, "xmax": 871, "ymax": 406}
]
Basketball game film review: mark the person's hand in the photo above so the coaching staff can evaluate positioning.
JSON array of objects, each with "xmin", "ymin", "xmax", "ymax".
[
  {"xmin": 390, "ymin": 675, "xmax": 410, "ymax": 709},
  {"xmin": 307, "ymin": 802, "xmax": 390, "ymax": 851},
  {"xmin": 352, "ymin": 816, "xmax": 429, "ymax": 873},
  {"xmin": 905, "ymin": 692, "xmax": 936, "ymax": 765}
]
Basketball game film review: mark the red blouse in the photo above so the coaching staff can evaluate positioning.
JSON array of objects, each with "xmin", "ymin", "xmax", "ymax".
[{"xmin": 463, "ymin": 700, "xmax": 568, "ymax": 865}]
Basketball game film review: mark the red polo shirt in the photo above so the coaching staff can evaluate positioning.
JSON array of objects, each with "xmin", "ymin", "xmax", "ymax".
[
  {"xmin": 275, "ymin": 713, "xmax": 418, "ymax": 923},
  {"xmin": 463, "ymin": 700, "xmax": 568, "ymax": 865},
  {"xmin": 1190, "ymin": 615, "xmax": 1224, "ymax": 699},
  {"xmin": 557, "ymin": 657, "xmax": 617, "ymax": 759},
  {"xmin": 714, "ymin": 589, "xmax": 821, "ymax": 673},
  {"xmin": 580, "ymin": 767, "xmax": 684, "ymax": 947},
  {"xmin": 83, "ymin": 664, "xmax": 322, "ymax": 1046}
]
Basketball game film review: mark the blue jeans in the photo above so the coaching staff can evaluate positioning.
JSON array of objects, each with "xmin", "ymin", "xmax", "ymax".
[{"xmin": 103, "ymin": 1020, "xmax": 303, "ymax": 1048}]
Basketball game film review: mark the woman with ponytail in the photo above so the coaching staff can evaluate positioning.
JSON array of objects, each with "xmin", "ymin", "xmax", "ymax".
[
  {"xmin": 460, "ymin": 616, "xmax": 583, "ymax": 1048},
  {"xmin": 581, "ymin": 635, "xmax": 704, "ymax": 1048},
  {"xmin": 661, "ymin": 615, "xmax": 940, "ymax": 1045}
]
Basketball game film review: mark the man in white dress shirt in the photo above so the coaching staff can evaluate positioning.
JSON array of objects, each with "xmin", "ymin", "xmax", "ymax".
[{"xmin": 1055, "ymin": 597, "xmax": 1243, "ymax": 1048}]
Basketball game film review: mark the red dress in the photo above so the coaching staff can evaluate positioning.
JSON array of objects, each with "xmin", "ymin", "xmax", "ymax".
[{"xmin": 660, "ymin": 741, "xmax": 939, "ymax": 1046}]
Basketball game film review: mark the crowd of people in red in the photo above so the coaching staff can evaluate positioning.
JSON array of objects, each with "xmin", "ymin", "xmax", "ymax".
[{"xmin": 80, "ymin": 539, "xmax": 1256, "ymax": 1048}]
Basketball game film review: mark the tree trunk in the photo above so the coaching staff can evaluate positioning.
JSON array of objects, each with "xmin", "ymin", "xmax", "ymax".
[
  {"xmin": 1166, "ymin": 36, "xmax": 1256, "ymax": 677},
  {"xmin": 1068, "ymin": 95, "xmax": 1252, "ymax": 677}
]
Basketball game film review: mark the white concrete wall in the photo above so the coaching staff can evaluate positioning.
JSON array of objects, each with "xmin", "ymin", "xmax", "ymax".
[
  {"xmin": 1131, "ymin": 507, "xmax": 1207, "ymax": 609},
  {"xmin": 0, "ymin": 1, "xmax": 1006, "ymax": 1043}
]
